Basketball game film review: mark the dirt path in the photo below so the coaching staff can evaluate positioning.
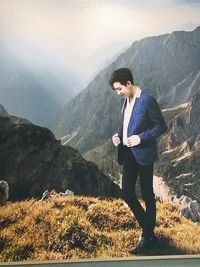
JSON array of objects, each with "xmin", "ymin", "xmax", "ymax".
[{"xmin": 153, "ymin": 175, "xmax": 177, "ymax": 202}]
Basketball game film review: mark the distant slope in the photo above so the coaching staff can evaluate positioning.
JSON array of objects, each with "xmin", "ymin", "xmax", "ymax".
[
  {"xmin": 55, "ymin": 27, "xmax": 200, "ymax": 153},
  {"xmin": 84, "ymin": 139, "xmax": 122, "ymax": 183},
  {"xmin": 0, "ymin": 31, "xmax": 80, "ymax": 129},
  {"xmin": 0, "ymin": 54, "xmax": 61, "ymax": 129}
]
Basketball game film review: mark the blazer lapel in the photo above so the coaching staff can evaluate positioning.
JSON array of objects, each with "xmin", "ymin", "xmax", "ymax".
[
  {"xmin": 118, "ymin": 98, "xmax": 127, "ymax": 138},
  {"xmin": 121, "ymin": 98, "xmax": 127, "ymax": 114}
]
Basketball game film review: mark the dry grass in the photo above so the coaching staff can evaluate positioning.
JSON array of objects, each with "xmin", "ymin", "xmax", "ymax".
[{"xmin": 0, "ymin": 196, "xmax": 200, "ymax": 262}]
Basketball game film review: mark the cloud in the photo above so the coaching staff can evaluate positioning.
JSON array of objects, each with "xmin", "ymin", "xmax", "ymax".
[
  {"xmin": 0, "ymin": 0, "xmax": 199, "ymax": 73},
  {"xmin": 176, "ymin": 0, "xmax": 200, "ymax": 5}
]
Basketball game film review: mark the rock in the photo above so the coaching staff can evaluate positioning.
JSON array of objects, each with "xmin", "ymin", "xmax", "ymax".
[
  {"xmin": 178, "ymin": 195, "xmax": 193, "ymax": 205},
  {"xmin": 0, "ymin": 180, "xmax": 9, "ymax": 204},
  {"xmin": 0, "ymin": 104, "xmax": 9, "ymax": 116},
  {"xmin": 40, "ymin": 189, "xmax": 75, "ymax": 200},
  {"xmin": 60, "ymin": 189, "xmax": 74, "ymax": 197},
  {"xmin": 40, "ymin": 190, "xmax": 50, "ymax": 201},
  {"xmin": 180, "ymin": 207, "xmax": 191, "ymax": 220},
  {"xmin": 189, "ymin": 201, "xmax": 200, "ymax": 222},
  {"xmin": 180, "ymin": 199, "xmax": 200, "ymax": 223}
]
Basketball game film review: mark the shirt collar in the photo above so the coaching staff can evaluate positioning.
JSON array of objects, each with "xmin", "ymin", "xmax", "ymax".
[
  {"xmin": 135, "ymin": 86, "xmax": 141, "ymax": 98},
  {"xmin": 121, "ymin": 86, "xmax": 142, "ymax": 113}
]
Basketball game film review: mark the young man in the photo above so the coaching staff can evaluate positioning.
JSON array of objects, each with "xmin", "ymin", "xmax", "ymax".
[{"xmin": 109, "ymin": 68, "xmax": 167, "ymax": 254}]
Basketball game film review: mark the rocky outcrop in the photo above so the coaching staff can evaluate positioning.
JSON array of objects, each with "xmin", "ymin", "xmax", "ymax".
[
  {"xmin": 0, "ymin": 104, "xmax": 31, "ymax": 124},
  {"xmin": 0, "ymin": 104, "xmax": 8, "ymax": 116},
  {"xmin": 0, "ymin": 180, "xmax": 9, "ymax": 204},
  {"xmin": 156, "ymin": 92, "xmax": 200, "ymax": 201},
  {"xmin": 181, "ymin": 200, "xmax": 200, "ymax": 223},
  {"xmin": 40, "ymin": 189, "xmax": 74, "ymax": 201},
  {"xmin": 0, "ymin": 116, "xmax": 120, "ymax": 201},
  {"xmin": 178, "ymin": 196, "xmax": 200, "ymax": 223}
]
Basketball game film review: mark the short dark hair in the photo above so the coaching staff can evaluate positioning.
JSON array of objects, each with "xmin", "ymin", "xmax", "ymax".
[{"xmin": 109, "ymin": 68, "xmax": 134, "ymax": 89}]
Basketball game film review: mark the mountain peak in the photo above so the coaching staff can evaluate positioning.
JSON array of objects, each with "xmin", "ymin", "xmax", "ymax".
[
  {"xmin": 193, "ymin": 26, "xmax": 200, "ymax": 32},
  {"xmin": 0, "ymin": 104, "xmax": 8, "ymax": 116}
]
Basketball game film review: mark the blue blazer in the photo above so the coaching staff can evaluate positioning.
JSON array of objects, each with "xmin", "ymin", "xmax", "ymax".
[{"xmin": 118, "ymin": 90, "xmax": 167, "ymax": 166}]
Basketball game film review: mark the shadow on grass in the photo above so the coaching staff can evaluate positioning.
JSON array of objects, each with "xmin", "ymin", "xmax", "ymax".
[{"xmin": 131, "ymin": 233, "xmax": 188, "ymax": 256}]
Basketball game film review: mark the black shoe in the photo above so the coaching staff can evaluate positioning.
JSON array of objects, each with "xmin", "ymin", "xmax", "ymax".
[{"xmin": 129, "ymin": 235, "xmax": 158, "ymax": 255}]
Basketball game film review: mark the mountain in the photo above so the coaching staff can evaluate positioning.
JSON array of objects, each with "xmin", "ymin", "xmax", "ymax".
[
  {"xmin": 0, "ymin": 115, "xmax": 120, "ymax": 201},
  {"xmin": 84, "ymin": 40, "xmax": 131, "ymax": 82},
  {"xmin": 84, "ymin": 139, "xmax": 122, "ymax": 184},
  {"xmin": 0, "ymin": 30, "xmax": 81, "ymax": 130},
  {"xmin": 54, "ymin": 27, "xmax": 200, "ymax": 153}
]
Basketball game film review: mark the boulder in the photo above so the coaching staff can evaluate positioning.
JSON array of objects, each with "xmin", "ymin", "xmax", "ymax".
[
  {"xmin": 0, "ymin": 180, "xmax": 9, "ymax": 204},
  {"xmin": 180, "ymin": 199, "xmax": 200, "ymax": 223}
]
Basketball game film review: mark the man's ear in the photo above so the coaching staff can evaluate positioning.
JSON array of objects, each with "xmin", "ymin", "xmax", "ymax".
[{"xmin": 127, "ymin": 81, "xmax": 131, "ymax": 86}]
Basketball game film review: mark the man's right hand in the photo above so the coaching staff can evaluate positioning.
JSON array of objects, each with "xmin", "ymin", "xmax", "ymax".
[{"xmin": 112, "ymin": 133, "xmax": 121, "ymax": 146}]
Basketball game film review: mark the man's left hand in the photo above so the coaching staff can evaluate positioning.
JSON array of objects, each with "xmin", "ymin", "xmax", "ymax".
[{"xmin": 127, "ymin": 135, "xmax": 141, "ymax": 147}]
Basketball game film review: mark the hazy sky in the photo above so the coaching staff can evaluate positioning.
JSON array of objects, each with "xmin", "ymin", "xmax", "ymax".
[{"xmin": 0, "ymin": 0, "xmax": 200, "ymax": 74}]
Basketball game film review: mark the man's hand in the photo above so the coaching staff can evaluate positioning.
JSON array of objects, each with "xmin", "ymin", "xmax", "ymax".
[
  {"xmin": 127, "ymin": 135, "xmax": 141, "ymax": 147},
  {"xmin": 112, "ymin": 133, "xmax": 121, "ymax": 147}
]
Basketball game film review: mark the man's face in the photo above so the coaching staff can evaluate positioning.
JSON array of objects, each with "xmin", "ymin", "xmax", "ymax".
[{"xmin": 113, "ymin": 82, "xmax": 131, "ymax": 98}]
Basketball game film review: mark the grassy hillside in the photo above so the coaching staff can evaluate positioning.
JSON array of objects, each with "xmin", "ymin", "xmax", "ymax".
[{"xmin": 0, "ymin": 196, "xmax": 200, "ymax": 263}]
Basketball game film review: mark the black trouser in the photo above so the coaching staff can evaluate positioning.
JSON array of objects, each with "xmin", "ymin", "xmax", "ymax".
[{"xmin": 121, "ymin": 146, "xmax": 156, "ymax": 237}]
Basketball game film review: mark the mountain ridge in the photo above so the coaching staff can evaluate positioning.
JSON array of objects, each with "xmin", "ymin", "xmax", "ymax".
[{"xmin": 54, "ymin": 27, "xmax": 200, "ymax": 154}]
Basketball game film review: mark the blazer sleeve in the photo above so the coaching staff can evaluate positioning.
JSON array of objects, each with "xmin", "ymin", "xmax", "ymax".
[{"xmin": 138, "ymin": 96, "xmax": 167, "ymax": 142}]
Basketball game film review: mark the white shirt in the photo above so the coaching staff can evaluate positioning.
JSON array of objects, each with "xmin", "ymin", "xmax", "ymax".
[{"xmin": 123, "ymin": 87, "xmax": 141, "ymax": 145}]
